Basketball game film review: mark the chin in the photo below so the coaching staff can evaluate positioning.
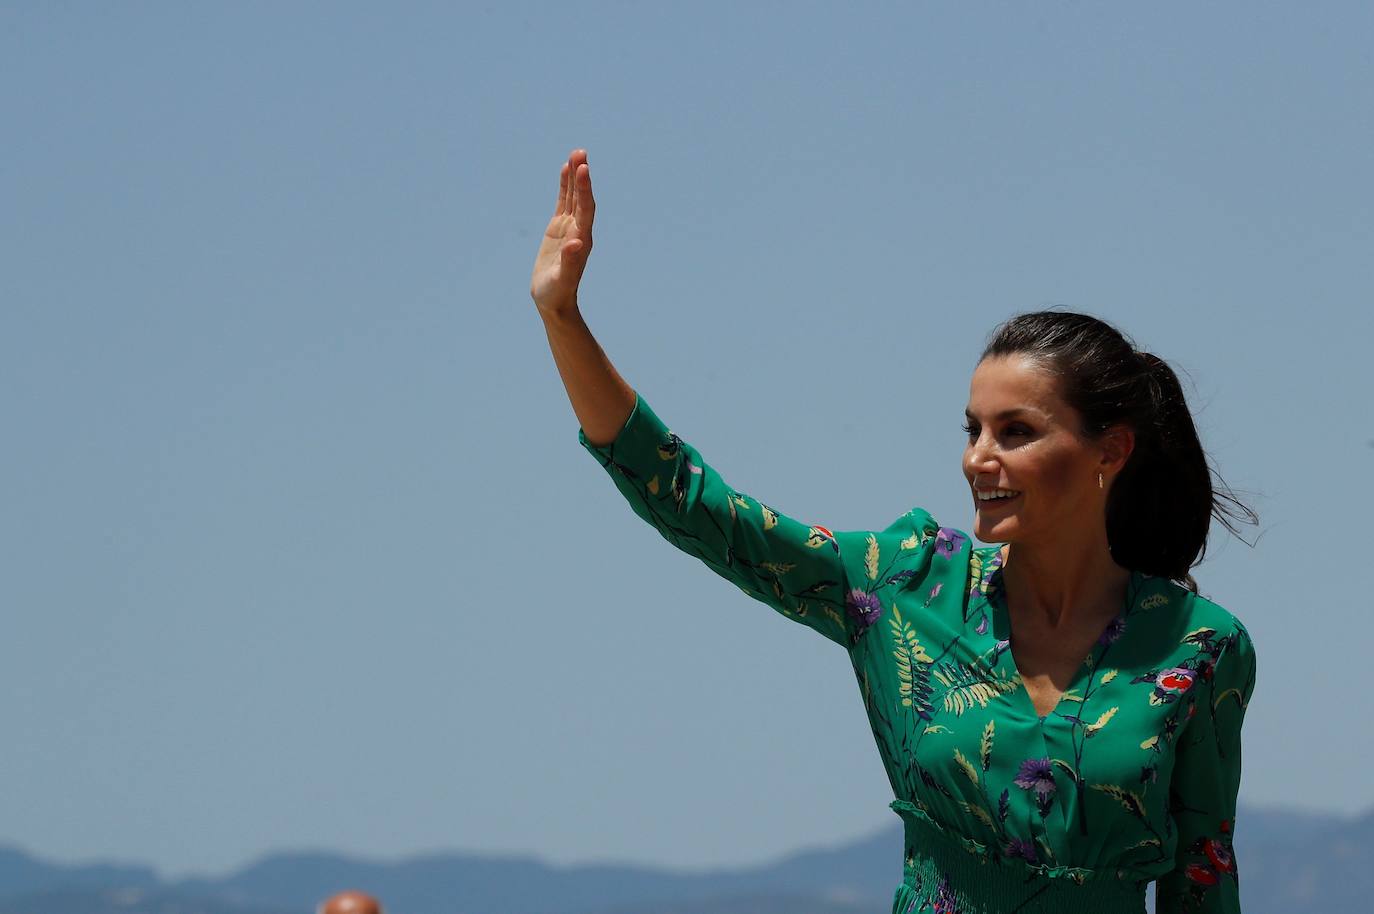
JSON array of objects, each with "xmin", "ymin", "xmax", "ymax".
[{"xmin": 971, "ymin": 511, "xmax": 1021, "ymax": 545}]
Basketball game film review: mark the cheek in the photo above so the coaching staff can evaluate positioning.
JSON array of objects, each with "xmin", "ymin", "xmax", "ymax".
[
  {"xmin": 1017, "ymin": 443, "xmax": 1091, "ymax": 502},
  {"xmin": 1039, "ymin": 456, "xmax": 1080, "ymax": 493}
]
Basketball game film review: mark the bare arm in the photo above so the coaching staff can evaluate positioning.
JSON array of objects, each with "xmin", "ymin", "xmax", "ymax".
[{"xmin": 529, "ymin": 149, "xmax": 635, "ymax": 446}]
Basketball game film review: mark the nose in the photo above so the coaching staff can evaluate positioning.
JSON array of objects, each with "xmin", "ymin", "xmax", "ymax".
[{"xmin": 964, "ymin": 434, "xmax": 999, "ymax": 479}]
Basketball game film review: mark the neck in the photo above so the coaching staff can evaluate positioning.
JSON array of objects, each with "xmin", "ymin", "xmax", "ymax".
[{"xmin": 999, "ymin": 529, "xmax": 1130, "ymax": 629}]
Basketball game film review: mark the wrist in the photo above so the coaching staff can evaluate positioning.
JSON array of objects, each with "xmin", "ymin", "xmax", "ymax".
[{"xmin": 537, "ymin": 298, "xmax": 583, "ymax": 326}]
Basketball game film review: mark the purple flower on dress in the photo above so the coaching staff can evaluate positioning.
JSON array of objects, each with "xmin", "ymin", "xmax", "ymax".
[
  {"xmin": 1097, "ymin": 615, "xmax": 1127, "ymax": 647},
  {"xmin": 845, "ymin": 589, "xmax": 883, "ymax": 630},
  {"xmin": 1004, "ymin": 837, "xmax": 1038, "ymax": 864},
  {"xmin": 1014, "ymin": 757, "xmax": 1057, "ymax": 816},
  {"xmin": 934, "ymin": 527, "xmax": 966, "ymax": 559},
  {"xmin": 975, "ymin": 612, "xmax": 989, "ymax": 635},
  {"xmin": 1014, "ymin": 758, "xmax": 1057, "ymax": 797},
  {"xmin": 929, "ymin": 582, "xmax": 944, "ymax": 601}
]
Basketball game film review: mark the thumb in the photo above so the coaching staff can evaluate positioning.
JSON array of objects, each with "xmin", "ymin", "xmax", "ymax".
[{"xmin": 560, "ymin": 238, "xmax": 585, "ymax": 263}]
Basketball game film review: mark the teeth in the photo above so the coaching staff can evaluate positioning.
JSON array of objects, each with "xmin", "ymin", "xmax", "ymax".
[{"xmin": 976, "ymin": 488, "xmax": 1021, "ymax": 501}]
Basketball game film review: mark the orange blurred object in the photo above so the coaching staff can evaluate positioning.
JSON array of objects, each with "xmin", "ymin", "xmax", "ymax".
[{"xmin": 318, "ymin": 890, "xmax": 383, "ymax": 914}]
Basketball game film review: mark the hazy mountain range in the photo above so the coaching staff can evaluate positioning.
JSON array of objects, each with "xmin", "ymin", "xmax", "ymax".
[{"xmin": 0, "ymin": 804, "xmax": 1365, "ymax": 914}]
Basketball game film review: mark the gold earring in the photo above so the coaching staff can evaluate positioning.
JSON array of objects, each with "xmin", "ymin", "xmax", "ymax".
[{"xmin": 1098, "ymin": 472, "xmax": 1104, "ymax": 489}]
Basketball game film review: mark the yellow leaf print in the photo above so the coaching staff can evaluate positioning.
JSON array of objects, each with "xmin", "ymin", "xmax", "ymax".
[
  {"xmin": 1092, "ymin": 784, "xmax": 1147, "ymax": 820},
  {"xmin": 900, "ymin": 532, "xmax": 919, "ymax": 550},
  {"xmin": 1100, "ymin": 669, "xmax": 1118, "ymax": 686},
  {"xmin": 934, "ymin": 665, "xmax": 1021, "ymax": 716},
  {"xmin": 1183, "ymin": 626, "xmax": 1217, "ymax": 644},
  {"xmin": 760, "ymin": 561, "xmax": 795, "ymax": 574},
  {"xmin": 962, "ymin": 801, "xmax": 994, "ymax": 828},
  {"xmin": 762, "ymin": 505, "xmax": 778, "ymax": 530},
  {"xmin": 954, "ymin": 748, "xmax": 979, "ymax": 786},
  {"xmin": 731, "ymin": 494, "xmax": 750, "ymax": 511},
  {"xmin": 1140, "ymin": 735, "xmax": 1159, "ymax": 751},
  {"xmin": 980, "ymin": 720, "xmax": 995, "ymax": 771},
  {"xmin": 865, "ymin": 534, "xmax": 879, "ymax": 581},
  {"xmin": 1084, "ymin": 706, "xmax": 1118, "ymax": 737},
  {"xmin": 923, "ymin": 725, "xmax": 950, "ymax": 735},
  {"xmin": 1214, "ymin": 687, "xmax": 1247, "ymax": 710},
  {"xmin": 889, "ymin": 604, "xmax": 933, "ymax": 712},
  {"xmin": 647, "ymin": 475, "xmax": 660, "ymax": 495}
]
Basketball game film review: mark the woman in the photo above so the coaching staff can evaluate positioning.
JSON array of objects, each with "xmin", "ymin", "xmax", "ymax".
[{"xmin": 530, "ymin": 149, "xmax": 1258, "ymax": 914}]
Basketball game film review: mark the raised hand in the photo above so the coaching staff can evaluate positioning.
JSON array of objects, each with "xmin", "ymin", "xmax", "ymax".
[{"xmin": 530, "ymin": 149, "xmax": 595, "ymax": 317}]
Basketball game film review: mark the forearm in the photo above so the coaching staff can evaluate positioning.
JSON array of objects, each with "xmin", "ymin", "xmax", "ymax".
[{"xmin": 541, "ymin": 304, "xmax": 636, "ymax": 446}]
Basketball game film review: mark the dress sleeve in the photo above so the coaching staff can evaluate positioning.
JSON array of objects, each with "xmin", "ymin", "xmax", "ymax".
[
  {"xmin": 1156, "ymin": 623, "xmax": 1258, "ymax": 914},
  {"xmin": 580, "ymin": 394, "xmax": 863, "ymax": 648}
]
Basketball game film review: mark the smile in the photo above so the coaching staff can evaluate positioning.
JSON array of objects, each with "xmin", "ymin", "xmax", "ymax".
[{"xmin": 975, "ymin": 488, "xmax": 1021, "ymax": 504}]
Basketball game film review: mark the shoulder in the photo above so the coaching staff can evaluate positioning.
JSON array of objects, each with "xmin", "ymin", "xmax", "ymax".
[
  {"xmin": 831, "ymin": 507, "xmax": 943, "ymax": 555},
  {"xmin": 1177, "ymin": 584, "xmax": 1254, "ymax": 653},
  {"xmin": 831, "ymin": 508, "xmax": 977, "ymax": 592},
  {"xmin": 878, "ymin": 506, "xmax": 940, "ymax": 537},
  {"xmin": 863, "ymin": 508, "xmax": 979, "ymax": 566},
  {"xmin": 1147, "ymin": 577, "xmax": 1257, "ymax": 693}
]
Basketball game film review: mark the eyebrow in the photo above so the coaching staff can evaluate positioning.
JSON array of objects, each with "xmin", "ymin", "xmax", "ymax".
[{"xmin": 964, "ymin": 408, "xmax": 1035, "ymax": 421}]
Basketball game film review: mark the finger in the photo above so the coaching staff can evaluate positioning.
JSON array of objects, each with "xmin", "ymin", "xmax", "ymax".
[
  {"xmin": 573, "ymin": 162, "xmax": 595, "ymax": 230},
  {"xmin": 556, "ymin": 161, "xmax": 570, "ymax": 215},
  {"xmin": 562, "ymin": 148, "xmax": 584, "ymax": 213}
]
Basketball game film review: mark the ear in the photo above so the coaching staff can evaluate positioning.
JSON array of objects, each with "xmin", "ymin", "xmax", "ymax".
[{"xmin": 1099, "ymin": 424, "xmax": 1135, "ymax": 474}]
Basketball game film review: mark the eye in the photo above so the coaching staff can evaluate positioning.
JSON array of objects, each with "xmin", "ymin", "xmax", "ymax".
[
  {"xmin": 961, "ymin": 421, "xmax": 979, "ymax": 439},
  {"xmin": 1005, "ymin": 423, "xmax": 1031, "ymax": 437}
]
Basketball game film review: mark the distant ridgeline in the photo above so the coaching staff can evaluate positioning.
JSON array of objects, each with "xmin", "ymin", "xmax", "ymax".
[{"xmin": 0, "ymin": 805, "xmax": 1366, "ymax": 914}]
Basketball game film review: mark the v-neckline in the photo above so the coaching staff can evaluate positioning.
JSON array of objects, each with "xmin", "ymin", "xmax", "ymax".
[{"xmin": 978, "ymin": 548, "xmax": 1139, "ymax": 721}]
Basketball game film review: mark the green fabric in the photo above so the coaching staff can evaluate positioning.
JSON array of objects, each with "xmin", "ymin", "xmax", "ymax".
[{"xmin": 581, "ymin": 395, "xmax": 1257, "ymax": 914}]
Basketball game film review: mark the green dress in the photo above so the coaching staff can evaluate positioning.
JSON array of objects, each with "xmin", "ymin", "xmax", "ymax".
[{"xmin": 581, "ymin": 396, "xmax": 1257, "ymax": 914}]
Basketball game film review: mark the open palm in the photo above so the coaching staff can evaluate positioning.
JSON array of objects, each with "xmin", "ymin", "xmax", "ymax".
[{"xmin": 530, "ymin": 149, "xmax": 595, "ymax": 316}]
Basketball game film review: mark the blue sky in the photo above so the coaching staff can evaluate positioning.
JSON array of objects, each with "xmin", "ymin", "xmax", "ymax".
[{"xmin": 2, "ymin": 0, "xmax": 1371, "ymax": 879}]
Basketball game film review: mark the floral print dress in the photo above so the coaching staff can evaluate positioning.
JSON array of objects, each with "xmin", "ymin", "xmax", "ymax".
[{"xmin": 581, "ymin": 396, "xmax": 1257, "ymax": 914}]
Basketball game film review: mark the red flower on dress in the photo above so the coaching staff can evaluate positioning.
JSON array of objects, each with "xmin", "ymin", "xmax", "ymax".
[
  {"xmin": 1157, "ymin": 668, "xmax": 1196, "ymax": 692},
  {"xmin": 1185, "ymin": 864, "xmax": 1219, "ymax": 886},
  {"xmin": 1203, "ymin": 839, "xmax": 1235, "ymax": 873}
]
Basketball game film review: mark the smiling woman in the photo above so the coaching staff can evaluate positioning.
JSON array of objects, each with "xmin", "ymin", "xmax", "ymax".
[{"xmin": 531, "ymin": 149, "xmax": 1259, "ymax": 914}]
